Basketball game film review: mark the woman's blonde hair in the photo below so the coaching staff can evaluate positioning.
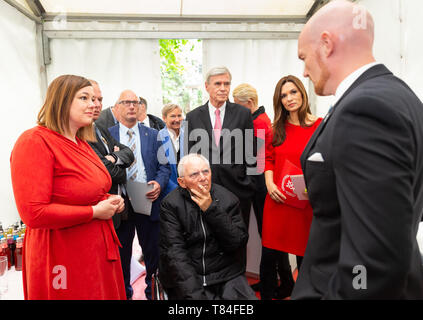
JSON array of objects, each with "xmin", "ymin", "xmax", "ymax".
[
  {"xmin": 37, "ymin": 74, "xmax": 95, "ymax": 141},
  {"xmin": 162, "ymin": 103, "xmax": 182, "ymax": 118},
  {"xmin": 232, "ymin": 83, "xmax": 258, "ymax": 108}
]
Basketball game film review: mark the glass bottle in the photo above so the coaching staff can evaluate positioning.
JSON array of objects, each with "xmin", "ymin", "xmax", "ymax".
[
  {"xmin": 7, "ymin": 233, "xmax": 16, "ymax": 267},
  {"xmin": 14, "ymin": 237, "xmax": 23, "ymax": 271},
  {"xmin": 1, "ymin": 238, "xmax": 10, "ymax": 270}
]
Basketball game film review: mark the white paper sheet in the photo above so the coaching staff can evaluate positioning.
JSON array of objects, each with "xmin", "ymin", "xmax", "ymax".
[
  {"xmin": 126, "ymin": 180, "xmax": 154, "ymax": 215},
  {"xmin": 290, "ymin": 174, "xmax": 308, "ymax": 201}
]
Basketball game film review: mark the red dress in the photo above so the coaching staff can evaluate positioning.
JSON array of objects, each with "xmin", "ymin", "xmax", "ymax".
[
  {"xmin": 262, "ymin": 119, "xmax": 322, "ymax": 256},
  {"xmin": 10, "ymin": 126, "xmax": 126, "ymax": 300}
]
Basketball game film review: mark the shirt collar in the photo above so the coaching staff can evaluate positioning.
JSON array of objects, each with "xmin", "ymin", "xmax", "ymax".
[
  {"xmin": 208, "ymin": 101, "xmax": 226, "ymax": 114},
  {"xmin": 168, "ymin": 128, "xmax": 180, "ymax": 139},
  {"xmin": 334, "ymin": 62, "xmax": 380, "ymax": 105},
  {"xmin": 119, "ymin": 122, "xmax": 138, "ymax": 136}
]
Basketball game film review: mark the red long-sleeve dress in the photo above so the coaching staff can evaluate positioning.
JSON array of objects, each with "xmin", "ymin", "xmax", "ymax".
[
  {"xmin": 10, "ymin": 126, "xmax": 126, "ymax": 300},
  {"xmin": 262, "ymin": 119, "xmax": 322, "ymax": 256}
]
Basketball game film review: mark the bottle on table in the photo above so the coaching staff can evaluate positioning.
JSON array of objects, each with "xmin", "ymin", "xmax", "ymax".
[
  {"xmin": 14, "ymin": 237, "xmax": 23, "ymax": 271},
  {"xmin": 0, "ymin": 238, "xmax": 10, "ymax": 270}
]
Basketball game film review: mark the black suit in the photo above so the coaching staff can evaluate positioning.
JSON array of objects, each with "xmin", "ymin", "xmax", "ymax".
[
  {"xmin": 185, "ymin": 101, "xmax": 256, "ymax": 227},
  {"xmin": 292, "ymin": 64, "xmax": 423, "ymax": 299},
  {"xmin": 146, "ymin": 114, "xmax": 165, "ymax": 131},
  {"xmin": 88, "ymin": 124, "xmax": 134, "ymax": 229},
  {"xmin": 95, "ymin": 107, "xmax": 118, "ymax": 129}
]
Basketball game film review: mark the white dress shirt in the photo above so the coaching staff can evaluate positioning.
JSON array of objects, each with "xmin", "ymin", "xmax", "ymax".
[
  {"xmin": 168, "ymin": 128, "xmax": 180, "ymax": 153},
  {"xmin": 208, "ymin": 101, "xmax": 226, "ymax": 129},
  {"xmin": 139, "ymin": 115, "xmax": 150, "ymax": 128},
  {"xmin": 333, "ymin": 62, "xmax": 380, "ymax": 106},
  {"xmin": 119, "ymin": 123, "xmax": 147, "ymax": 183}
]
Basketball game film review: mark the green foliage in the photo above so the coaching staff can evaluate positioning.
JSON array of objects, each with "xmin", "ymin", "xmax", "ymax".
[{"xmin": 159, "ymin": 39, "xmax": 203, "ymax": 114}]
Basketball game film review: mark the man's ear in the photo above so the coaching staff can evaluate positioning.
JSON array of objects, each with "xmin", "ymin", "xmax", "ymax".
[
  {"xmin": 320, "ymin": 31, "xmax": 334, "ymax": 58},
  {"xmin": 177, "ymin": 177, "xmax": 186, "ymax": 188}
]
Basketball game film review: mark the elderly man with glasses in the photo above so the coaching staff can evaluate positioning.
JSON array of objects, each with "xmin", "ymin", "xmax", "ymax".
[
  {"xmin": 158, "ymin": 153, "xmax": 257, "ymax": 300},
  {"xmin": 108, "ymin": 90, "xmax": 171, "ymax": 300}
]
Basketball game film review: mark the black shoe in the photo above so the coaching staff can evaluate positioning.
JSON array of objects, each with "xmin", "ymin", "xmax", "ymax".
[
  {"xmin": 274, "ymin": 284, "xmax": 294, "ymax": 300},
  {"xmin": 250, "ymin": 282, "xmax": 261, "ymax": 292}
]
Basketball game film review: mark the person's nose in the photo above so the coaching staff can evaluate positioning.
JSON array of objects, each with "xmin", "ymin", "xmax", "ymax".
[{"xmin": 303, "ymin": 67, "xmax": 309, "ymax": 79}]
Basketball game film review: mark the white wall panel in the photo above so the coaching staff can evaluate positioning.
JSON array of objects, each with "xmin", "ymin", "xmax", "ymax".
[
  {"xmin": 0, "ymin": 1, "xmax": 43, "ymax": 227},
  {"xmin": 202, "ymin": 39, "xmax": 309, "ymax": 122},
  {"xmin": 46, "ymin": 38, "xmax": 162, "ymax": 116}
]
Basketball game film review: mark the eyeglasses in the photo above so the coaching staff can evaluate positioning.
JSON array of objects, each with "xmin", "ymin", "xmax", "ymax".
[
  {"xmin": 118, "ymin": 100, "xmax": 141, "ymax": 107},
  {"xmin": 182, "ymin": 169, "xmax": 210, "ymax": 180}
]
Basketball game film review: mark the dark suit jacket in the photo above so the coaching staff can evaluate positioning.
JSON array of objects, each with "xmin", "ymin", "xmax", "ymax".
[
  {"xmin": 185, "ymin": 101, "xmax": 256, "ymax": 201},
  {"xmin": 95, "ymin": 107, "xmax": 118, "ymax": 129},
  {"xmin": 88, "ymin": 124, "xmax": 134, "ymax": 229},
  {"xmin": 109, "ymin": 123, "xmax": 170, "ymax": 221},
  {"xmin": 292, "ymin": 64, "xmax": 423, "ymax": 299},
  {"xmin": 147, "ymin": 114, "xmax": 165, "ymax": 131}
]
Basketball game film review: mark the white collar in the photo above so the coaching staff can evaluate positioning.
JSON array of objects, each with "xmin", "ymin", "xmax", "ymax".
[
  {"xmin": 334, "ymin": 62, "xmax": 379, "ymax": 105},
  {"xmin": 119, "ymin": 122, "xmax": 138, "ymax": 134},
  {"xmin": 208, "ymin": 101, "xmax": 226, "ymax": 113}
]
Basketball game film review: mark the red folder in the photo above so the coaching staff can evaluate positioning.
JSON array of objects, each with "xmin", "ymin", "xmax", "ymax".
[{"xmin": 276, "ymin": 159, "xmax": 308, "ymax": 209}]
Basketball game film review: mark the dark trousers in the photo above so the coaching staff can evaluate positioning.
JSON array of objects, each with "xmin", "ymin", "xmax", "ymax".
[
  {"xmin": 237, "ymin": 197, "xmax": 252, "ymax": 268},
  {"xmin": 115, "ymin": 206, "xmax": 159, "ymax": 300},
  {"xmin": 259, "ymin": 247, "xmax": 302, "ymax": 300},
  {"xmin": 251, "ymin": 174, "xmax": 266, "ymax": 238}
]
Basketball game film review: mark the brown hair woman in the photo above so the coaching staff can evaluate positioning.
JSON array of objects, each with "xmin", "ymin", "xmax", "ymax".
[
  {"xmin": 10, "ymin": 74, "xmax": 126, "ymax": 299},
  {"xmin": 260, "ymin": 75, "xmax": 322, "ymax": 300}
]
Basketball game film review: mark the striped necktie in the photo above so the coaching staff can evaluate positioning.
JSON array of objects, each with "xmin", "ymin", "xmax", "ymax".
[{"xmin": 127, "ymin": 129, "xmax": 138, "ymax": 181}]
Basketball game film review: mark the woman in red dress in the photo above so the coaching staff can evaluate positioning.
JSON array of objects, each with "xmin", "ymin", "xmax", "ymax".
[
  {"xmin": 261, "ymin": 75, "xmax": 322, "ymax": 300},
  {"xmin": 10, "ymin": 75, "xmax": 127, "ymax": 300}
]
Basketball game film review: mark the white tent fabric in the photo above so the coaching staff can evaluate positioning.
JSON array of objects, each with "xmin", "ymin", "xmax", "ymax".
[
  {"xmin": 202, "ymin": 39, "xmax": 309, "ymax": 122},
  {"xmin": 1, "ymin": 0, "xmax": 43, "ymax": 227},
  {"xmin": 1, "ymin": 0, "xmax": 423, "ymax": 250},
  {"xmin": 46, "ymin": 38, "xmax": 162, "ymax": 115},
  {"xmin": 314, "ymin": 0, "xmax": 423, "ymax": 116}
]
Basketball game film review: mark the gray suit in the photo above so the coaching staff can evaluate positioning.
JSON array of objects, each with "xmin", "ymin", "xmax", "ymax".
[{"xmin": 95, "ymin": 107, "xmax": 118, "ymax": 129}]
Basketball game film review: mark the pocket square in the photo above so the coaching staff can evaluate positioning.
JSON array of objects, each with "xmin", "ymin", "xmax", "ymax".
[{"xmin": 307, "ymin": 152, "xmax": 324, "ymax": 162}]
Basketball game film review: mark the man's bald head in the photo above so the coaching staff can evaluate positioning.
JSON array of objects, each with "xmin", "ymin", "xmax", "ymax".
[
  {"xmin": 116, "ymin": 90, "xmax": 140, "ymax": 127},
  {"xmin": 303, "ymin": 0, "xmax": 374, "ymax": 48},
  {"xmin": 298, "ymin": 0, "xmax": 376, "ymax": 95}
]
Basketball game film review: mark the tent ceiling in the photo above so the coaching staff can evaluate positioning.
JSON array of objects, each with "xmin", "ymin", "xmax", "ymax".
[
  {"xmin": 39, "ymin": 0, "xmax": 315, "ymax": 16},
  {"xmin": 37, "ymin": 0, "xmax": 318, "ymax": 21}
]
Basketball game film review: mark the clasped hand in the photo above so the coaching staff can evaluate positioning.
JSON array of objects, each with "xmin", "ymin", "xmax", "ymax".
[{"xmin": 92, "ymin": 194, "xmax": 125, "ymax": 220}]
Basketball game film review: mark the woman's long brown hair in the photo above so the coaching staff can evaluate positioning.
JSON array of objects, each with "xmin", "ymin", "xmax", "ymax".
[
  {"xmin": 37, "ymin": 74, "xmax": 95, "ymax": 141},
  {"xmin": 272, "ymin": 75, "xmax": 311, "ymax": 147}
]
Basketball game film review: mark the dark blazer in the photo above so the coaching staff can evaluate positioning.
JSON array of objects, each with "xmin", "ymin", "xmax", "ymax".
[
  {"xmin": 159, "ymin": 183, "xmax": 248, "ymax": 299},
  {"xmin": 158, "ymin": 126, "xmax": 185, "ymax": 196},
  {"xmin": 292, "ymin": 64, "xmax": 423, "ymax": 299},
  {"xmin": 95, "ymin": 107, "xmax": 118, "ymax": 129},
  {"xmin": 108, "ymin": 123, "xmax": 170, "ymax": 221},
  {"xmin": 185, "ymin": 101, "xmax": 256, "ymax": 201},
  {"xmin": 88, "ymin": 124, "xmax": 134, "ymax": 229},
  {"xmin": 147, "ymin": 114, "xmax": 166, "ymax": 131}
]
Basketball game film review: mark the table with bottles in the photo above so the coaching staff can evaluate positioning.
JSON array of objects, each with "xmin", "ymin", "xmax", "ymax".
[{"xmin": 0, "ymin": 221, "xmax": 25, "ymax": 300}]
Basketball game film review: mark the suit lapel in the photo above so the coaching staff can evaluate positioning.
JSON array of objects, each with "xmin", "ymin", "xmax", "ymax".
[
  {"xmin": 221, "ymin": 101, "xmax": 236, "ymax": 130},
  {"xmin": 138, "ymin": 123, "xmax": 149, "ymax": 170},
  {"xmin": 302, "ymin": 64, "xmax": 392, "ymax": 169},
  {"xmin": 94, "ymin": 130, "xmax": 108, "ymax": 155}
]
